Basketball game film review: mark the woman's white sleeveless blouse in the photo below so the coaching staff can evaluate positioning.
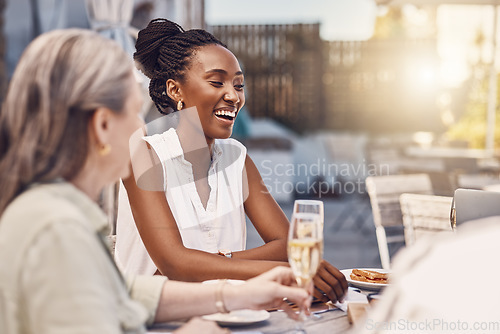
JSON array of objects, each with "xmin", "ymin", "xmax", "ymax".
[{"xmin": 115, "ymin": 129, "xmax": 247, "ymax": 275}]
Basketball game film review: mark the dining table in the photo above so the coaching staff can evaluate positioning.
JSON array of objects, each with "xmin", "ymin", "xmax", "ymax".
[
  {"xmin": 146, "ymin": 277, "xmax": 384, "ymax": 334},
  {"xmin": 147, "ymin": 306, "xmax": 352, "ymax": 334}
]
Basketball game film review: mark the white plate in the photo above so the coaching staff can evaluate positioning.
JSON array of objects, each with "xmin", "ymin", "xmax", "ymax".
[
  {"xmin": 340, "ymin": 268, "xmax": 390, "ymax": 291},
  {"xmin": 201, "ymin": 279, "xmax": 270, "ymax": 325},
  {"xmin": 202, "ymin": 309, "xmax": 270, "ymax": 326}
]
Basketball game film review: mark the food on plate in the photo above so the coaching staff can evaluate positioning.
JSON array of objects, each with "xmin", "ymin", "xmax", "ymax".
[{"xmin": 350, "ymin": 269, "xmax": 388, "ymax": 284}]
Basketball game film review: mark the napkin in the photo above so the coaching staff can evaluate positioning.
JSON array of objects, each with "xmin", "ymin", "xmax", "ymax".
[{"xmin": 334, "ymin": 287, "xmax": 369, "ymax": 312}]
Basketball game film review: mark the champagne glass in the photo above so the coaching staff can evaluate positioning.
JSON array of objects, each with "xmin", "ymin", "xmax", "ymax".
[
  {"xmin": 287, "ymin": 211, "xmax": 323, "ymax": 333},
  {"xmin": 293, "ymin": 199, "xmax": 324, "ymax": 255},
  {"xmin": 293, "ymin": 199, "xmax": 324, "ymax": 226}
]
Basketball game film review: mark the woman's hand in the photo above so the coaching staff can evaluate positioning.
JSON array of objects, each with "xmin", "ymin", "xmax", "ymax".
[
  {"xmin": 312, "ymin": 260, "xmax": 348, "ymax": 303},
  {"xmin": 173, "ymin": 317, "xmax": 228, "ymax": 334},
  {"xmin": 154, "ymin": 266, "xmax": 312, "ymax": 322},
  {"xmin": 225, "ymin": 266, "xmax": 313, "ymax": 318}
]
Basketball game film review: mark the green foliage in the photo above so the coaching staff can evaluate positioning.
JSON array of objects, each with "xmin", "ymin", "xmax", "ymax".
[
  {"xmin": 445, "ymin": 27, "xmax": 500, "ymax": 149},
  {"xmin": 446, "ymin": 70, "xmax": 500, "ymax": 149}
]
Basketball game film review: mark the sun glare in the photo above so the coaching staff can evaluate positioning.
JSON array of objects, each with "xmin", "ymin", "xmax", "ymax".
[
  {"xmin": 418, "ymin": 66, "xmax": 436, "ymax": 85},
  {"xmin": 439, "ymin": 60, "xmax": 468, "ymax": 88},
  {"xmin": 437, "ymin": 5, "xmax": 496, "ymax": 87}
]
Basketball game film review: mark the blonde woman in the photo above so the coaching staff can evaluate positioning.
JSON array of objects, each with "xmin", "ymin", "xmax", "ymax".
[{"xmin": 0, "ymin": 29, "xmax": 311, "ymax": 334}]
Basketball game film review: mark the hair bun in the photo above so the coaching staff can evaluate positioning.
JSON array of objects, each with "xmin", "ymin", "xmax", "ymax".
[{"xmin": 134, "ymin": 18, "xmax": 185, "ymax": 78}]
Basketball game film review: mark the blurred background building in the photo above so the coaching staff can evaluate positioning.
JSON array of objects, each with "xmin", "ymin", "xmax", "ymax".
[
  {"xmin": 211, "ymin": 23, "xmax": 325, "ymax": 133},
  {"xmin": 210, "ymin": 7, "xmax": 442, "ymax": 135}
]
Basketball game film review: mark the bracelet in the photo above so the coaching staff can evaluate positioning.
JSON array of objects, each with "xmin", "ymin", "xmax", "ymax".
[
  {"xmin": 218, "ymin": 249, "xmax": 233, "ymax": 258},
  {"xmin": 215, "ymin": 279, "xmax": 229, "ymax": 313}
]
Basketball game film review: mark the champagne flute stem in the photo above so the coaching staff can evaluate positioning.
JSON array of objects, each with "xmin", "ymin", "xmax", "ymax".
[{"xmin": 292, "ymin": 282, "xmax": 309, "ymax": 333}]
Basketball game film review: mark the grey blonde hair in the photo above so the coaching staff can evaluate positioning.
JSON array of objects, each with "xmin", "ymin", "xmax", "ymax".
[{"xmin": 0, "ymin": 28, "xmax": 135, "ymax": 214}]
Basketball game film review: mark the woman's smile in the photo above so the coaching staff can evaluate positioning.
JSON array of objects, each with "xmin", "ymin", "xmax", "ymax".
[
  {"xmin": 177, "ymin": 44, "xmax": 246, "ymax": 143},
  {"xmin": 213, "ymin": 107, "xmax": 238, "ymax": 124}
]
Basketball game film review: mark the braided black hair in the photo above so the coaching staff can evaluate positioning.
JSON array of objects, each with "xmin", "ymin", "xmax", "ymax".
[{"xmin": 134, "ymin": 18, "xmax": 226, "ymax": 114}]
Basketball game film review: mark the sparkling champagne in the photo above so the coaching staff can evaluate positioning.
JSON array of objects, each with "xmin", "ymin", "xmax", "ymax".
[{"xmin": 288, "ymin": 238, "xmax": 322, "ymax": 287}]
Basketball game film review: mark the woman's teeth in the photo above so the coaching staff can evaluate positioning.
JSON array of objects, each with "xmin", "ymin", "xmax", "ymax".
[{"xmin": 214, "ymin": 110, "xmax": 236, "ymax": 118}]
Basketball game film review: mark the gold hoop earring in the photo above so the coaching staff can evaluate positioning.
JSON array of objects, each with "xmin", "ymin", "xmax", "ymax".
[
  {"xmin": 177, "ymin": 100, "xmax": 184, "ymax": 111},
  {"xmin": 98, "ymin": 143, "xmax": 111, "ymax": 156}
]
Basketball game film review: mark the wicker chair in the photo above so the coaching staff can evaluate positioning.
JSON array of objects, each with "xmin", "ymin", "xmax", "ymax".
[
  {"xmin": 400, "ymin": 193, "xmax": 453, "ymax": 247},
  {"xmin": 366, "ymin": 174, "xmax": 433, "ymax": 269}
]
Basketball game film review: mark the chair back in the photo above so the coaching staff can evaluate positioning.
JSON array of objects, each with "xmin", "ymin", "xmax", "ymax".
[
  {"xmin": 365, "ymin": 173, "xmax": 433, "ymax": 269},
  {"xmin": 366, "ymin": 174, "xmax": 433, "ymax": 228},
  {"xmin": 400, "ymin": 193, "xmax": 453, "ymax": 246}
]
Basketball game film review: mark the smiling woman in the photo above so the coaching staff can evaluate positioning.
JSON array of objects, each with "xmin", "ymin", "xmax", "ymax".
[
  {"xmin": 114, "ymin": 18, "xmax": 348, "ymax": 305},
  {"xmin": 0, "ymin": 27, "xmax": 319, "ymax": 334},
  {"xmin": 166, "ymin": 43, "xmax": 245, "ymax": 140}
]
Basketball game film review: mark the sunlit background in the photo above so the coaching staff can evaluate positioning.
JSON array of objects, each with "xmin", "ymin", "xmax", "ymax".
[{"xmin": 205, "ymin": 0, "xmax": 500, "ymax": 148}]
